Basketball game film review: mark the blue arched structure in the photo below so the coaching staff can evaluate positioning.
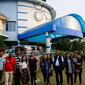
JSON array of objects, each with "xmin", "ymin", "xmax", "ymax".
[
  {"xmin": 69, "ymin": 14, "xmax": 85, "ymax": 36},
  {"xmin": 18, "ymin": 14, "xmax": 85, "ymax": 43}
]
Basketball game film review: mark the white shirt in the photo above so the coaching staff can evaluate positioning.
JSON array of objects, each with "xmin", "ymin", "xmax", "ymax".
[
  {"xmin": 61, "ymin": 56, "xmax": 64, "ymax": 62},
  {"xmin": 55, "ymin": 56, "xmax": 64, "ymax": 66},
  {"xmin": 20, "ymin": 62, "xmax": 28, "ymax": 69},
  {"xmin": 55, "ymin": 56, "xmax": 59, "ymax": 66},
  {"xmin": 55, "ymin": 58, "xmax": 59, "ymax": 66}
]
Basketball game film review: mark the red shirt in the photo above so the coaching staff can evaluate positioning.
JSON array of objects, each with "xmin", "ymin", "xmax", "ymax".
[{"xmin": 5, "ymin": 57, "xmax": 16, "ymax": 72}]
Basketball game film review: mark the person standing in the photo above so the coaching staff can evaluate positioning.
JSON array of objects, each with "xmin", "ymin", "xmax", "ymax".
[
  {"xmin": 74, "ymin": 53, "xmax": 83, "ymax": 85},
  {"xmin": 40, "ymin": 54, "xmax": 52, "ymax": 85},
  {"xmin": 4, "ymin": 51, "xmax": 16, "ymax": 85},
  {"xmin": 53, "ymin": 50, "xmax": 64, "ymax": 85},
  {"xmin": 47, "ymin": 53, "xmax": 53, "ymax": 78},
  {"xmin": 29, "ymin": 52, "xmax": 38, "ymax": 85},
  {"xmin": 20, "ymin": 54, "xmax": 29, "ymax": 85},
  {"xmin": 47, "ymin": 53, "xmax": 53, "ymax": 68},
  {"xmin": 14, "ymin": 48, "xmax": 22, "ymax": 85},
  {"xmin": 0, "ymin": 48, "xmax": 5, "ymax": 83},
  {"xmin": 64, "ymin": 53, "xmax": 74, "ymax": 85}
]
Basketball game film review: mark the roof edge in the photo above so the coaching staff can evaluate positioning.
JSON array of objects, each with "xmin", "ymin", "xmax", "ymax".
[
  {"xmin": 19, "ymin": 0, "xmax": 56, "ymax": 19},
  {"xmin": 69, "ymin": 14, "xmax": 85, "ymax": 32},
  {"xmin": 0, "ymin": 12, "xmax": 8, "ymax": 20}
]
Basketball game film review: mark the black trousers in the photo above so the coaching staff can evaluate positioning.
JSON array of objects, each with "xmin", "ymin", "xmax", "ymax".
[
  {"xmin": 55, "ymin": 67, "xmax": 63, "ymax": 85},
  {"xmin": 30, "ymin": 71, "xmax": 37, "ymax": 85},
  {"xmin": 42, "ymin": 70, "xmax": 46, "ymax": 83},
  {"xmin": 14, "ymin": 68, "xmax": 21, "ymax": 85},
  {"xmin": 74, "ymin": 71, "xmax": 82, "ymax": 84},
  {"xmin": 0, "ymin": 70, "xmax": 3, "ymax": 81},
  {"xmin": 66, "ymin": 73, "xmax": 73, "ymax": 85}
]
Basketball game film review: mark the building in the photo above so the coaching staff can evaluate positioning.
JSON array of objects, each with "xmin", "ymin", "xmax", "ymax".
[
  {"xmin": 0, "ymin": 12, "xmax": 8, "ymax": 38},
  {"xmin": 0, "ymin": 0, "xmax": 56, "ymax": 46}
]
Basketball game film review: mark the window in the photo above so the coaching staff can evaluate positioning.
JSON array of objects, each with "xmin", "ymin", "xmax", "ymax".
[{"xmin": 6, "ymin": 21, "xmax": 16, "ymax": 31}]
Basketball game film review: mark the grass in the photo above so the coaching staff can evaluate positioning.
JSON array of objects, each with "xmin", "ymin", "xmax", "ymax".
[
  {"xmin": 37, "ymin": 66, "xmax": 85, "ymax": 85},
  {"xmin": 1, "ymin": 66, "xmax": 85, "ymax": 85}
]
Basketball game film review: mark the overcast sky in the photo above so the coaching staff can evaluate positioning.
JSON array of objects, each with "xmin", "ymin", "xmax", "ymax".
[{"xmin": 46, "ymin": 0, "xmax": 85, "ymax": 20}]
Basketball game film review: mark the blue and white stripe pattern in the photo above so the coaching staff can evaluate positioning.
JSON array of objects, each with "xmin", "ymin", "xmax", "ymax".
[{"xmin": 17, "ymin": 2, "xmax": 30, "ymax": 34}]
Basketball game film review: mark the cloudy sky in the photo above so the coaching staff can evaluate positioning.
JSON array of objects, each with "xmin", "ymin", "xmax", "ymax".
[{"xmin": 47, "ymin": 0, "xmax": 85, "ymax": 20}]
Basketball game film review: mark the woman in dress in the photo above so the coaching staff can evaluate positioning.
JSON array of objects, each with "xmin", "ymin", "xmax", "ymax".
[
  {"xmin": 20, "ymin": 54, "xmax": 29, "ymax": 85},
  {"xmin": 29, "ymin": 52, "xmax": 38, "ymax": 85},
  {"xmin": 74, "ymin": 53, "xmax": 83, "ymax": 85}
]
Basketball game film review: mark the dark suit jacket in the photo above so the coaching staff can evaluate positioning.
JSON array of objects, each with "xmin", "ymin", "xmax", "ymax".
[{"xmin": 53, "ymin": 56, "xmax": 64, "ymax": 70}]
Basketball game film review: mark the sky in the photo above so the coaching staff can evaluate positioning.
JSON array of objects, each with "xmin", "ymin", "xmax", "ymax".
[{"xmin": 46, "ymin": 0, "xmax": 85, "ymax": 20}]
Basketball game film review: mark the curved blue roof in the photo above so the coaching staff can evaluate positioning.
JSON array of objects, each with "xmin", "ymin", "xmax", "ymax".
[
  {"xmin": 69, "ymin": 14, "xmax": 85, "ymax": 32},
  {"xmin": 18, "ymin": 13, "xmax": 85, "ymax": 43}
]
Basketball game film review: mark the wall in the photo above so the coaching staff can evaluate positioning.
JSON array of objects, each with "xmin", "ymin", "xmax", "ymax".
[
  {"xmin": 0, "ymin": 19, "xmax": 4, "ymax": 36},
  {"xmin": 0, "ymin": 1, "xmax": 52, "ymax": 41},
  {"xmin": 0, "ymin": 1, "xmax": 17, "ymax": 21},
  {"xmin": 17, "ymin": 1, "xmax": 52, "ymax": 34},
  {"xmin": 0, "ymin": 1, "xmax": 18, "ymax": 41}
]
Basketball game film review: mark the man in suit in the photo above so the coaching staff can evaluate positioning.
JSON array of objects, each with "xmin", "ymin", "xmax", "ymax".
[{"xmin": 53, "ymin": 50, "xmax": 64, "ymax": 85}]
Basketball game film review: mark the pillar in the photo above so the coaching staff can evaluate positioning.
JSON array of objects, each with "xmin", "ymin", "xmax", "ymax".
[
  {"xmin": 18, "ymin": 40, "xmax": 20, "ymax": 46},
  {"xmin": 46, "ymin": 32, "xmax": 51, "ymax": 53}
]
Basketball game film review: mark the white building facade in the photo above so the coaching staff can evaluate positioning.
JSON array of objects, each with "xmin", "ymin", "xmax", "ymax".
[{"xmin": 0, "ymin": 0, "xmax": 56, "ymax": 43}]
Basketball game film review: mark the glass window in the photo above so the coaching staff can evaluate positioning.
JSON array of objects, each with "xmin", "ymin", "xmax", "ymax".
[
  {"xmin": 6, "ymin": 22, "xmax": 8, "ymax": 31},
  {"xmin": 6, "ymin": 21, "xmax": 16, "ymax": 31}
]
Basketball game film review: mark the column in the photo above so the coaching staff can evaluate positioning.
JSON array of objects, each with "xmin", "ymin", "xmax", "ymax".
[
  {"xmin": 46, "ymin": 32, "xmax": 51, "ymax": 53},
  {"xmin": 18, "ymin": 40, "xmax": 20, "ymax": 46}
]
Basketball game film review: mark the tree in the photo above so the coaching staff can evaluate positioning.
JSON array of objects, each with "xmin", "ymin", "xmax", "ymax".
[
  {"xmin": 0, "ymin": 36, "xmax": 6, "ymax": 49},
  {"xmin": 52, "ymin": 38, "xmax": 85, "ymax": 52},
  {"xmin": 72, "ymin": 40, "xmax": 83, "ymax": 51},
  {"xmin": 52, "ymin": 38, "xmax": 72, "ymax": 51}
]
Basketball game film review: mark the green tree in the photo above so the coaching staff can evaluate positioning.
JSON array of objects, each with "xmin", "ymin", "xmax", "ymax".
[
  {"xmin": 53, "ymin": 38, "xmax": 72, "ymax": 51},
  {"xmin": 72, "ymin": 40, "xmax": 83, "ymax": 51},
  {"xmin": 0, "ymin": 36, "xmax": 6, "ymax": 49}
]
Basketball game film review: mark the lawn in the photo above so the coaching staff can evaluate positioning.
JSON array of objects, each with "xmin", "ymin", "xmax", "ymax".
[
  {"xmin": 0, "ymin": 66, "xmax": 85, "ymax": 85},
  {"xmin": 37, "ymin": 66, "xmax": 85, "ymax": 85}
]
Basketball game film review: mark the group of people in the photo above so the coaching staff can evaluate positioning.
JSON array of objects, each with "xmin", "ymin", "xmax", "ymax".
[
  {"xmin": 40, "ymin": 50, "xmax": 83, "ymax": 85},
  {"xmin": 0, "ymin": 47, "xmax": 38, "ymax": 85},
  {"xmin": 0, "ymin": 47, "xmax": 83, "ymax": 85}
]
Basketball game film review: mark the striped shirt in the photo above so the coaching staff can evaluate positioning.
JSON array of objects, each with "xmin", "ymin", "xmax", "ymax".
[{"xmin": 15, "ymin": 56, "xmax": 21, "ymax": 69}]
